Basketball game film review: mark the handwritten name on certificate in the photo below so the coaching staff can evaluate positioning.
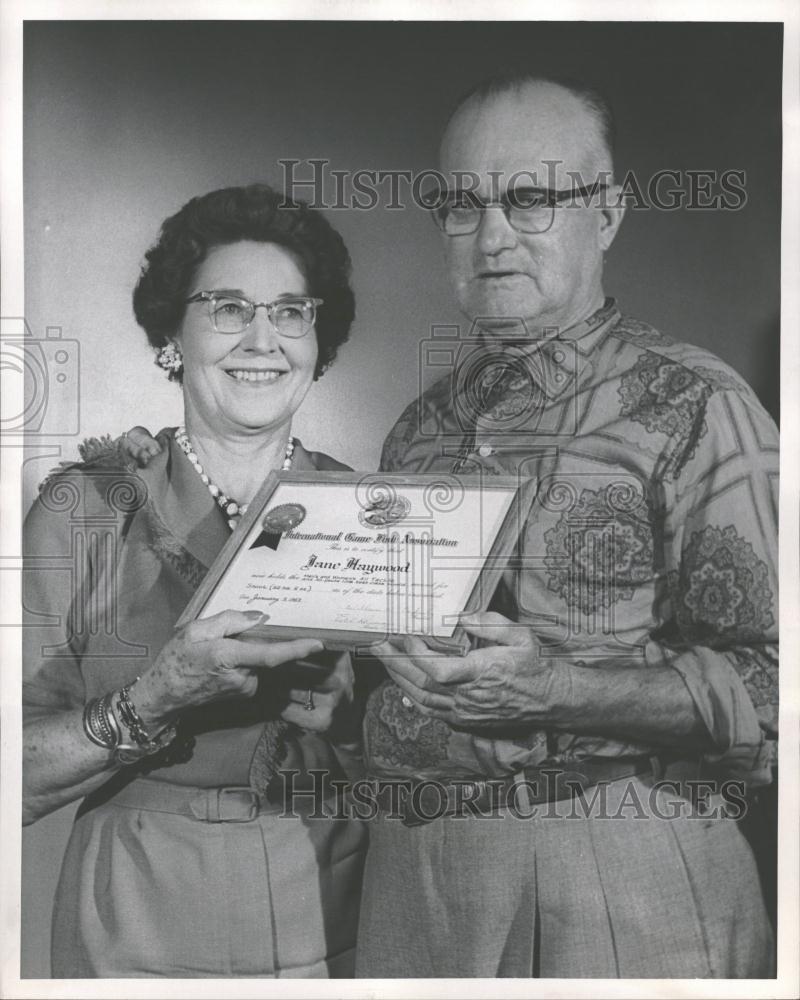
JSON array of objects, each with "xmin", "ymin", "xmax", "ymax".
[{"xmin": 198, "ymin": 479, "xmax": 517, "ymax": 640}]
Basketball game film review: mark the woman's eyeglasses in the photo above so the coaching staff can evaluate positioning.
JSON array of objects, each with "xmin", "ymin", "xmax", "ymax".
[{"xmin": 185, "ymin": 292, "xmax": 323, "ymax": 337}]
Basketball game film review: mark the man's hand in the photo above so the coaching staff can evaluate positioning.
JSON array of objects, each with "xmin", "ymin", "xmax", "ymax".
[
  {"xmin": 372, "ymin": 612, "xmax": 572, "ymax": 731},
  {"xmin": 373, "ymin": 611, "xmax": 714, "ymax": 750},
  {"xmin": 121, "ymin": 425, "xmax": 163, "ymax": 466}
]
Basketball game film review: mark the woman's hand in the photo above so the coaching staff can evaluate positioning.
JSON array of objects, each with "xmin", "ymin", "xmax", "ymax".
[
  {"xmin": 121, "ymin": 425, "xmax": 162, "ymax": 466},
  {"xmin": 22, "ymin": 610, "xmax": 329, "ymax": 824},
  {"xmin": 281, "ymin": 651, "xmax": 356, "ymax": 735},
  {"xmin": 133, "ymin": 610, "xmax": 324, "ymax": 731}
]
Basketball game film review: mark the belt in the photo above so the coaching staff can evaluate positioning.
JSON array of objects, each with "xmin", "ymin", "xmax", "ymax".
[
  {"xmin": 81, "ymin": 776, "xmax": 280, "ymax": 823},
  {"xmin": 372, "ymin": 756, "xmax": 656, "ymax": 827}
]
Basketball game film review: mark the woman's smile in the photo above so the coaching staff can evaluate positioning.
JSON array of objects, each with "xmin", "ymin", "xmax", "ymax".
[{"xmin": 224, "ymin": 366, "xmax": 288, "ymax": 384}]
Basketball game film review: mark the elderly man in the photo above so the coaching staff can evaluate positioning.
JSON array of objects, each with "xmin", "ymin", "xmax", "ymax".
[
  {"xmin": 122, "ymin": 74, "xmax": 777, "ymax": 979},
  {"xmin": 356, "ymin": 75, "xmax": 777, "ymax": 978}
]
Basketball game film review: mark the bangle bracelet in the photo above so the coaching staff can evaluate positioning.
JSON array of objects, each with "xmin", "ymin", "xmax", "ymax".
[
  {"xmin": 115, "ymin": 678, "xmax": 178, "ymax": 758},
  {"xmin": 116, "ymin": 679, "xmax": 155, "ymax": 747},
  {"xmin": 82, "ymin": 698, "xmax": 107, "ymax": 748},
  {"xmin": 82, "ymin": 695, "xmax": 119, "ymax": 750},
  {"xmin": 101, "ymin": 691, "xmax": 122, "ymax": 744},
  {"xmin": 83, "ymin": 682, "xmax": 178, "ymax": 766},
  {"xmin": 115, "ymin": 724, "xmax": 179, "ymax": 766}
]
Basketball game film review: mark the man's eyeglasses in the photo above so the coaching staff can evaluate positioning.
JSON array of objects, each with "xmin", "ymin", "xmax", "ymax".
[
  {"xmin": 185, "ymin": 292, "xmax": 323, "ymax": 337},
  {"xmin": 425, "ymin": 183, "xmax": 608, "ymax": 236}
]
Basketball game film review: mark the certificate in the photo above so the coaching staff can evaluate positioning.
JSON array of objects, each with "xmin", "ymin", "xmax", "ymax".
[{"xmin": 178, "ymin": 471, "xmax": 535, "ymax": 653}]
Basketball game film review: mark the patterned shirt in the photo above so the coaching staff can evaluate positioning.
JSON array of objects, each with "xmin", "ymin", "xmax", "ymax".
[{"xmin": 363, "ymin": 300, "xmax": 778, "ymax": 786}]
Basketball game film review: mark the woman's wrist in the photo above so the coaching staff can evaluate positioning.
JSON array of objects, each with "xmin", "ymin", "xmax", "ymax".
[
  {"xmin": 116, "ymin": 681, "xmax": 174, "ymax": 741},
  {"xmin": 82, "ymin": 679, "xmax": 180, "ymax": 765},
  {"xmin": 127, "ymin": 673, "xmax": 178, "ymax": 733}
]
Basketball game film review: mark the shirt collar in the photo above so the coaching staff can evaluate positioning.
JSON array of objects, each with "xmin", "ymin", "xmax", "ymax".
[
  {"xmin": 453, "ymin": 298, "xmax": 620, "ymax": 407},
  {"xmin": 555, "ymin": 297, "xmax": 620, "ymax": 354}
]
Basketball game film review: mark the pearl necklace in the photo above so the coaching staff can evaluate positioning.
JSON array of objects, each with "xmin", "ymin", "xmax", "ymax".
[{"xmin": 175, "ymin": 426, "xmax": 295, "ymax": 530}]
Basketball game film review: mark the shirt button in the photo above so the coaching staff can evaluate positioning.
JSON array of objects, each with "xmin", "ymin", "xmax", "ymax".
[
  {"xmin": 553, "ymin": 349, "xmax": 566, "ymax": 365},
  {"xmin": 554, "ymin": 372, "xmax": 565, "ymax": 383},
  {"xmin": 478, "ymin": 444, "xmax": 494, "ymax": 457}
]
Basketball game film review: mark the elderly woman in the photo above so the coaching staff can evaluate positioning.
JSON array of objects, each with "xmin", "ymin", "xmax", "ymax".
[{"xmin": 23, "ymin": 184, "xmax": 367, "ymax": 978}]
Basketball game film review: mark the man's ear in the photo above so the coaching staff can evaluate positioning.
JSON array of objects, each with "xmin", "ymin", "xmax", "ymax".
[{"xmin": 598, "ymin": 184, "xmax": 626, "ymax": 251}]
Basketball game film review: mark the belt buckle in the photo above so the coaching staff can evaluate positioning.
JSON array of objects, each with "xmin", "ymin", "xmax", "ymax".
[
  {"xmin": 212, "ymin": 787, "xmax": 260, "ymax": 823},
  {"xmin": 400, "ymin": 780, "xmax": 488, "ymax": 826}
]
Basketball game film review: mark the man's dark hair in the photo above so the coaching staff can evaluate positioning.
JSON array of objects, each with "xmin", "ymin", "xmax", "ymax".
[
  {"xmin": 449, "ymin": 72, "xmax": 617, "ymax": 177},
  {"xmin": 133, "ymin": 183, "xmax": 355, "ymax": 381}
]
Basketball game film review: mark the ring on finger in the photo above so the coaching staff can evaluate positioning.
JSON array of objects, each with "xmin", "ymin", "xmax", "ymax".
[{"xmin": 304, "ymin": 689, "xmax": 315, "ymax": 712}]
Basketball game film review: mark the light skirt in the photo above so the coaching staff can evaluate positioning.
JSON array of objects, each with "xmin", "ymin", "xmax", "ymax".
[{"xmin": 51, "ymin": 781, "xmax": 367, "ymax": 978}]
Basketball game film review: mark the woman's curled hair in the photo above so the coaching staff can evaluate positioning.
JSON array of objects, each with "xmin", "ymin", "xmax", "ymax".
[{"xmin": 133, "ymin": 184, "xmax": 355, "ymax": 380}]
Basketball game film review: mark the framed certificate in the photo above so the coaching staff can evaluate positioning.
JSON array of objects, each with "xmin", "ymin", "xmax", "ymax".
[{"xmin": 178, "ymin": 471, "xmax": 536, "ymax": 653}]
